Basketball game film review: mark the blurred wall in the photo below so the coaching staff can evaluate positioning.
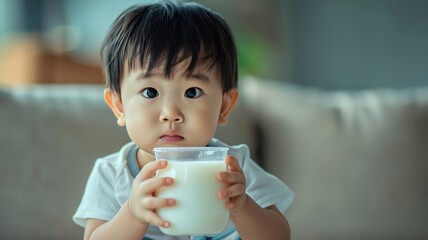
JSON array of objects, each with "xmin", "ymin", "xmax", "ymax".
[
  {"xmin": 63, "ymin": 0, "xmax": 146, "ymax": 61},
  {"xmin": 2, "ymin": 0, "xmax": 428, "ymax": 89},
  {"xmin": 283, "ymin": 0, "xmax": 428, "ymax": 90}
]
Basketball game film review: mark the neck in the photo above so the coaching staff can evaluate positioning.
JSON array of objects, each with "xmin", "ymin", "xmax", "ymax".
[{"xmin": 136, "ymin": 148, "xmax": 155, "ymax": 169}]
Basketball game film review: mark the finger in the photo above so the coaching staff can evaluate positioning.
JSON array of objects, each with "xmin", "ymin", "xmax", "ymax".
[
  {"xmin": 226, "ymin": 196, "xmax": 243, "ymax": 210},
  {"xmin": 139, "ymin": 177, "xmax": 174, "ymax": 194},
  {"xmin": 217, "ymin": 171, "xmax": 245, "ymax": 184},
  {"xmin": 218, "ymin": 183, "xmax": 246, "ymax": 199},
  {"xmin": 141, "ymin": 196, "xmax": 176, "ymax": 209},
  {"xmin": 136, "ymin": 160, "xmax": 168, "ymax": 181},
  {"xmin": 225, "ymin": 156, "xmax": 242, "ymax": 173},
  {"xmin": 144, "ymin": 211, "xmax": 171, "ymax": 228}
]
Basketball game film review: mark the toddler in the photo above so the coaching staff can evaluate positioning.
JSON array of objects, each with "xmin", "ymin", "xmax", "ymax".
[{"xmin": 73, "ymin": 1, "xmax": 294, "ymax": 239}]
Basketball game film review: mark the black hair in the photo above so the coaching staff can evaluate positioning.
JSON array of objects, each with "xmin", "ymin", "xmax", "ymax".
[{"xmin": 101, "ymin": 0, "xmax": 238, "ymax": 95}]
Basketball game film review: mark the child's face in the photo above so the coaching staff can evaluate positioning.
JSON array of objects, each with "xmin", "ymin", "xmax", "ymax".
[{"xmin": 105, "ymin": 59, "xmax": 238, "ymax": 156}]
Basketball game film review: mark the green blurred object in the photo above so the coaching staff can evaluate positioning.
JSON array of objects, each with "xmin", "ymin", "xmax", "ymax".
[{"xmin": 236, "ymin": 33, "xmax": 270, "ymax": 78}]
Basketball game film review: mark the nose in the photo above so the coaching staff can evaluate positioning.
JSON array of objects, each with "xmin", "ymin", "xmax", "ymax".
[{"xmin": 159, "ymin": 102, "xmax": 184, "ymax": 123}]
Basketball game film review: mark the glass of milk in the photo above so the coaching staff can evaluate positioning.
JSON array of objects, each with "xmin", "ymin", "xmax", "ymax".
[{"xmin": 153, "ymin": 147, "xmax": 229, "ymax": 236}]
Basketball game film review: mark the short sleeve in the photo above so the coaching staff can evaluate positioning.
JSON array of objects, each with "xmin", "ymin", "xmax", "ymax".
[
  {"xmin": 73, "ymin": 158, "xmax": 122, "ymax": 227},
  {"xmin": 231, "ymin": 144, "xmax": 294, "ymax": 214}
]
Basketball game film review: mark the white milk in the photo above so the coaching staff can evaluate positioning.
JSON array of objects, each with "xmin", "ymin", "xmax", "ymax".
[{"xmin": 156, "ymin": 160, "xmax": 229, "ymax": 236}]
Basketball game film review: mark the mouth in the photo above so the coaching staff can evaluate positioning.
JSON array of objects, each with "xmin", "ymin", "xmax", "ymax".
[{"xmin": 160, "ymin": 135, "xmax": 184, "ymax": 142}]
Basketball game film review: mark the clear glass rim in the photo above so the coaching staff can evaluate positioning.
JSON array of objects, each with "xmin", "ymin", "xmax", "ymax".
[{"xmin": 153, "ymin": 147, "xmax": 229, "ymax": 152}]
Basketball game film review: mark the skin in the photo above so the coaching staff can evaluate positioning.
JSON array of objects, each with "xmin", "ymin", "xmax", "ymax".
[{"xmin": 83, "ymin": 60, "xmax": 290, "ymax": 240}]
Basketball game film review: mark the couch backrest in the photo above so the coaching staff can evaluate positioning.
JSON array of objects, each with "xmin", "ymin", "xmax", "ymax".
[
  {"xmin": 3, "ymin": 79, "xmax": 428, "ymax": 239},
  {"xmin": 0, "ymin": 85, "xmax": 131, "ymax": 239},
  {"xmin": 240, "ymin": 76, "xmax": 428, "ymax": 239}
]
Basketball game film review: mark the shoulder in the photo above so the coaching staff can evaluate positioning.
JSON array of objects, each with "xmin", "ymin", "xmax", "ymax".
[
  {"xmin": 73, "ymin": 142, "xmax": 137, "ymax": 227},
  {"xmin": 209, "ymin": 138, "xmax": 250, "ymax": 164},
  {"xmin": 210, "ymin": 139, "xmax": 294, "ymax": 213},
  {"xmin": 91, "ymin": 142, "xmax": 135, "ymax": 181}
]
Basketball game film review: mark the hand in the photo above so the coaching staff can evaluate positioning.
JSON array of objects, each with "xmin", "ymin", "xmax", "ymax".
[
  {"xmin": 128, "ymin": 160, "xmax": 176, "ymax": 228},
  {"xmin": 217, "ymin": 155, "xmax": 247, "ymax": 214}
]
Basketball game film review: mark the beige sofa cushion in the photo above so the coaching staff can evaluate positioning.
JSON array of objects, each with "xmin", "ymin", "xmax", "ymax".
[
  {"xmin": 241, "ymin": 76, "xmax": 428, "ymax": 239},
  {"xmin": 0, "ymin": 85, "xmax": 130, "ymax": 239}
]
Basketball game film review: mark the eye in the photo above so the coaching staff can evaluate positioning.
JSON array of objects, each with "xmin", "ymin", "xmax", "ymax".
[
  {"xmin": 141, "ymin": 88, "xmax": 159, "ymax": 99},
  {"xmin": 184, "ymin": 87, "xmax": 203, "ymax": 99}
]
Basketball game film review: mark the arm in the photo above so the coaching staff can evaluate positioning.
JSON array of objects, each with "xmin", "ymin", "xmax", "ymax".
[
  {"xmin": 83, "ymin": 160, "xmax": 176, "ymax": 240},
  {"xmin": 230, "ymin": 199, "xmax": 290, "ymax": 240},
  {"xmin": 83, "ymin": 202, "xmax": 148, "ymax": 240},
  {"xmin": 218, "ymin": 156, "xmax": 290, "ymax": 240}
]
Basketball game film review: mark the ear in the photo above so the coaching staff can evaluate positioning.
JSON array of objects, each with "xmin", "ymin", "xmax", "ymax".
[
  {"xmin": 218, "ymin": 88, "xmax": 239, "ymax": 125},
  {"xmin": 104, "ymin": 88, "xmax": 126, "ymax": 126}
]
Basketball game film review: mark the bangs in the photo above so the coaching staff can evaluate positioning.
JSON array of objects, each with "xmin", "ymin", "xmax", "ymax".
[{"xmin": 126, "ymin": 2, "xmax": 225, "ymax": 80}]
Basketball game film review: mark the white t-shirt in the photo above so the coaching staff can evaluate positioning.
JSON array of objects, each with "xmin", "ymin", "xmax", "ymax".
[{"xmin": 73, "ymin": 139, "xmax": 294, "ymax": 239}]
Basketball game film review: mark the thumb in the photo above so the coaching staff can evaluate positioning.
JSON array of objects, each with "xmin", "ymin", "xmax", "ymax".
[
  {"xmin": 225, "ymin": 155, "xmax": 242, "ymax": 173},
  {"xmin": 135, "ymin": 159, "xmax": 168, "ymax": 181}
]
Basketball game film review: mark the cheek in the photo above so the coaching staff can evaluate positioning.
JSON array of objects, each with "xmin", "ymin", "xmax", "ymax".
[
  {"xmin": 188, "ymin": 101, "xmax": 222, "ymax": 141},
  {"xmin": 200, "ymin": 116, "xmax": 219, "ymax": 140},
  {"xmin": 123, "ymin": 99, "xmax": 158, "ymax": 142}
]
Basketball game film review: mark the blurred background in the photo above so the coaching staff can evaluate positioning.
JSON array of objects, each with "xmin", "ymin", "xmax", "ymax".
[
  {"xmin": 2, "ymin": 1, "xmax": 428, "ymax": 239},
  {"xmin": 1, "ymin": 0, "xmax": 427, "ymax": 89}
]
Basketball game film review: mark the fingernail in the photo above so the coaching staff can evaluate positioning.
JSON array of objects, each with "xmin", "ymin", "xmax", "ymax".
[
  {"xmin": 166, "ymin": 178, "xmax": 174, "ymax": 184},
  {"xmin": 163, "ymin": 222, "xmax": 170, "ymax": 228},
  {"xmin": 167, "ymin": 197, "xmax": 175, "ymax": 203}
]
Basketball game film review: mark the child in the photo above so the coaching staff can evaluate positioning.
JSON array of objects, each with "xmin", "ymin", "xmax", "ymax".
[{"xmin": 73, "ymin": 1, "xmax": 294, "ymax": 239}]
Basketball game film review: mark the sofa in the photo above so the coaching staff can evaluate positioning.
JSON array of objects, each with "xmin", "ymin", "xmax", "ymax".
[{"xmin": 1, "ymin": 76, "xmax": 427, "ymax": 240}]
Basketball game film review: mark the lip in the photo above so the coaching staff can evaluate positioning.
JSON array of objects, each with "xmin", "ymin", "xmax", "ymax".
[{"xmin": 160, "ymin": 135, "xmax": 184, "ymax": 142}]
